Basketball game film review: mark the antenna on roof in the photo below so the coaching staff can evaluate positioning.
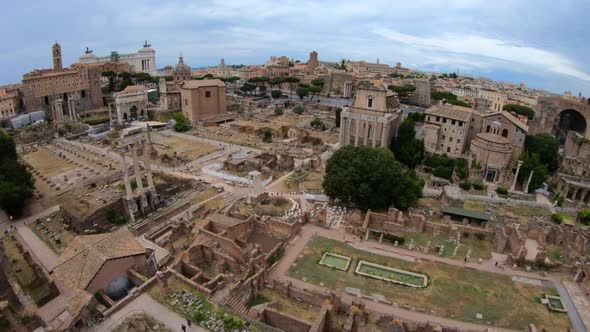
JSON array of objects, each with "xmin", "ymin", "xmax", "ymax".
[
  {"xmin": 85, "ymin": 46, "xmax": 93, "ymax": 54},
  {"xmin": 144, "ymin": 40, "xmax": 151, "ymax": 47}
]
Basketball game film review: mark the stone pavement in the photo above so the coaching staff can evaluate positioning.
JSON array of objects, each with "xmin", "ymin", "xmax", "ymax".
[
  {"xmin": 88, "ymin": 293, "xmax": 206, "ymax": 332},
  {"xmin": 559, "ymin": 281, "xmax": 588, "ymax": 332},
  {"xmin": 269, "ymin": 224, "xmax": 558, "ymax": 332}
]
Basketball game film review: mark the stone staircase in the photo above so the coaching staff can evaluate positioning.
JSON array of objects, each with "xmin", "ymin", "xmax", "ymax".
[{"xmin": 225, "ymin": 294, "xmax": 249, "ymax": 316}]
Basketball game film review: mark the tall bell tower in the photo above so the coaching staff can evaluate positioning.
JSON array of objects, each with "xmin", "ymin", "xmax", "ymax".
[{"xmin": 52, "ymin": 42, "xmax": 62, "ymax": 71}]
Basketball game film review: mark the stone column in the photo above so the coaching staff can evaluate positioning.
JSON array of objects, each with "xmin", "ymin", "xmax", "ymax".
[
  {"xmin": 346, "ymin": 117, "xmax": 352, "ymax": 144},
  {"xmin": 116, "ymin": 103, "xmax": 123, "ymax": 125},
  {"xmin": 120, "ymin": 152, "xmax": 132, "ymax": 198},
  {"xmin": 510, "ymin": 160, "xmax": 523, "ymax": 191},
  {"xmin": 131, "ymin": 145, "xmax": 144, "ymax": 192},
  {"xmin": 572, "ymin": 187, "xmax": 580, "ymax": 202},
  {"xmin": 354, "ymin": 118, "xmax": 360, "ymax": 145},
  {"xmin": 524, "ymin": 170, "xmax": 534, "ymax": 193},
  {"xmin": 564, "ymin": 183, "xmax": 571, "ymax": 199},
  {"xmin": 363, "ymin": 120, "xmax": 368, "ymax": 145},
  {"xmin": 142, "ymin": 143, "xmax": 155, "ymax": 189},
  {"xmin": 372, "ymin": 121, "xmax": 378, "ymax": 148},
  {"xmin": 380, "ymin": 123, "xmax": 388, "ymax": 147},
  {"xmin": 338, "ymin": 116, "xmax": 346, "ymax": 146},
  {"xmin": 108, "ymin": 103, "xmax": 113, "ymax": 127}
]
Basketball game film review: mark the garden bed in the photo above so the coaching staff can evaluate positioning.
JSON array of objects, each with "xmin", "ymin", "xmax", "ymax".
[
  {"xmin": 354, "ymin": 260, "xmax": 427, "ymax": 288},
  {"xmin": 319, "ymin": 252, "xmax": 351, "ymax": 271}
]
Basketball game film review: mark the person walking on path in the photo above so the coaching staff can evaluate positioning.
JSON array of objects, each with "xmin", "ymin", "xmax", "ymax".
[{"xmin": 181, "ymin": 324, "xmax": 186, "ymax": 332}]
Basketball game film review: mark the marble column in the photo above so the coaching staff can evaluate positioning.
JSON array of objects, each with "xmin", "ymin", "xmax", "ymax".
[
  {"xmin": 354, "ymin": 118, "xmax": 360, "ymax": 145},
  {"xmin": 363, "ymin": 120, "xmax": 369, "ymax": 145},
  {"xmin": 524, "ymin": 170, "xmax": 534, "ymax": 193},
  {"xmin": 372, "ymin": 122, "xmax": 378, "ymax": 148},
  {"xmin": 510, "ymin": 160, "xmax": 523, "ymax": 191},
  {"xmin": 131, "ymin": 145, "xmax": 144, "ymax": 192},
  {"xmin": 142, "ymin": 143, "xmax": 155, "ymax": 189},
  {"xmin": 380, "ymin": 123, "xmax": 388, "ymax": 147},
  {"xmin": 346, "ymin": 117, "xmax": 352, "ymax": 145},
  {"xmin": 338, "ymin": 118, "xmax": 345, "ymax": 146},
  {"xmin": 120, "ymin": 152, "xmax": 132, "ymax": 198}
]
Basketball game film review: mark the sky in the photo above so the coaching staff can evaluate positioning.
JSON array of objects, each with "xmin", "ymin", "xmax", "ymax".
[{"xmin": 2, "ymin": 0, "xmax": 590, "ymax": 95}]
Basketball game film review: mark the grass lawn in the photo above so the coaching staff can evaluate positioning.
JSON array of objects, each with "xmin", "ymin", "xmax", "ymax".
[
  {"xmin": 464, "ymin": 200, "xmax": 552, "ymax": 223},
  {"xmin": 1, "ymin": 237, "xmax": 51, "ymax": 304},
  {"xmin": 288, "ymin": 236, "xmax": 569, "ymax": 331},
  {"xmin": 403, "ymin": 231, "xmax": 492, "ymax": 261}
]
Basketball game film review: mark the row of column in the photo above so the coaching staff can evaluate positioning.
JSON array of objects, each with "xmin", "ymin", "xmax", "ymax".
[
  {"xmin": 120, "ymin": 142, "xmax": 155, "ymax": 199},
  {"xmin": 339, "ymin": 116, "xmax": 390, "ymax": 148},
  {"xmin": 556, "ymin": 180, "xmax": 590, "ymax": 203}
]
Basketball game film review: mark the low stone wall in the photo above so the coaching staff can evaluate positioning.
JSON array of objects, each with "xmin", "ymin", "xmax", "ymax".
[{"xmin": 261, "ymin": 307, "xmax": 312, "ymax": 332}]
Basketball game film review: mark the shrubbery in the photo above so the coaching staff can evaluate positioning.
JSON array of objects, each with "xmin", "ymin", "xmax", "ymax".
[
  {"xmin": 577, "ymin": 209, "xmax": 590, "ymax": 225},
  {"xmin": 551, "ymin": 213, "xmax": 564, "ymax": 224},
  {"xmin": 293, "ymin": 105, "xmax": 304, "ymax": 114},
  {"xmin": 105, "ymin": 209, "xmax": 126, "ymax": 225},
  {"xmin": 424, "ymin": 154, "xmax": 468, "ymax": 180},
  {"xmin": 459, "ymin": 182, "xmax": 471, "ymax": 190},
  {"xmin": 172, "ymin": 112, "xmax": 190, "ymax": 132},
  {"xmin": 496, "ymin": 187, "xmax": 508, "ymax": 195},
  {"xmin": 472, "ymin": 182, "xmax": 485, "ymax": 190}
]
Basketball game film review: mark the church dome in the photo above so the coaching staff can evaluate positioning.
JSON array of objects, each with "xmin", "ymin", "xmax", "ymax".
[
  {"xmin": 173, "ymin": 54, "xmax": 191, "ymax": 80},
  {"xmin": 80, "ymin": 52, "xmax": 97, "ymax": 60},
  {"xmin": 105, "ymin": 275, "xmax": 130, "ymax": 300},
  {"xmin": 138, "ymin": 41, "xmax": 155, "ymax": 53}
]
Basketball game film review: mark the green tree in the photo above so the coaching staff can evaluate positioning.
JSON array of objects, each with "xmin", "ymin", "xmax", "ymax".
[
  {"xmin": 431, "ymin": 91, "xmax": 458, "ymax": 100},
  {"xmin": 388, "ymin": 85, "xmax": 416, "ymax": 100},
  {"xmin": 172, "ymin": 112, "xmax": 191, "ymax": 132},
  {"xmin": 447, "ymin": 99, "xmax": 471, "ymax": 108},
  {"xmin": 0, "ymin": 131, "xmax": 17, "ymax": 159},
  {"xmin": 323, "ymin": 146, "xmax": 423, "ymax": 210},
  {"xmin": 271, "ymin": 90, "xmax": 282, "ymax": 99},
  {"xmin": 524, "ymin": 133, "xmax": 560, "ymax": 173},
  {"xmin": 0, "ymin": 132, "xmax": 34, "ymax": 217},
  {"xmin": 262, "ymin": 129, "xmax": 272, "ymax": 143},
  {"xmin": 391, "ymin": 118, "xmax": 424, "ymax": 168},
  {"xmin": 274, "ymin": 106, "xmax": 283, "ymax": 116},
  {"xmin": 269, "ymin": 77, "xmax": 285, "ymax": 90},
  {"xmin": 335, "ymin": 107, "xmax": 342, "ymax": 127},
  {"xmin": 310, "ymin": 117, "xmax": 325, "ymax": 130},
  {"xmin": 296, "ymin": 87, "xmax": 309, "ymax": 100},
  {"xmin": 311, "ymin": 78, "xmax": 324, "ymax": 87},
  {"xmin": 240, "ymin": 83, "xmax": 256, "ymax": 96},
  {"xmin": 285, "ymin": 76, "xmax": 300, "ymax": 97},
  {"xmin": 293, "ymin": 105, "xmax": 304, "ymax": 114},
  {"xmin": 503, "ymin": 104, "xmax": 535, "ymax": 119},
  {"xmin": 308, "ymin": 85, "xmax": 322, "ymax": 101},
  {"xmin": 518, "ymin": 152, "xmax": 548, "ymax": 192},
  {"xmin": 577, "ymin": 209, "xmax": 590, "ymax": 226}
]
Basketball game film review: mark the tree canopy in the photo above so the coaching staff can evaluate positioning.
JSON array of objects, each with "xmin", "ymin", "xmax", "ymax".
[
  {"xmin": 388, "ymin": 85, "xmax": 416, "ymax": 100},
  {"xmin": 431, "ymin": 91, "xmax": 458, "ymax": 101},
  {"xmin": 172, "ymin": 112, "xmax": 191, "ymax": 132},
  {"xmin": 524, "ymin": 133, "xmax": 560, "ymax": 173},
  {"xmin": 391, "ymin": 118, "xmax": 424, "ymax": 168},
  {"xmin": 0, "ymin": 131, "xmax": 34, "ymax": 217},
  {"xmin": 296, "ymin": 87, "xmax": 309, "ymax": 100},
  {"xmin": 323, "ymin": 146, "xmax": 423, "ymax": 211},
  {"xmin": 518, "ymin": 152, "xmax": 548, "ymax": 192},
  {"xmin": 503, "ymin": 104, "xmax": 535, "ymax": 119}
]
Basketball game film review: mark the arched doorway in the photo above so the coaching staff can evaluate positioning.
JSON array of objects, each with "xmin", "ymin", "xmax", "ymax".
[
  {"xmin": 129, "ymin": 106, "xmax": 138, "ymax": 120},
  {"xmin": 553, "ymin": 109, "xmax": 587, "ymax": 143},
  {"xmin": 123, "ymin": 112, "xmax": 128, "ymax": 122}
]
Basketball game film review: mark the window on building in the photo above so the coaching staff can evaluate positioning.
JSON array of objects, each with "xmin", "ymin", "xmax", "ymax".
[
  {"xmin": 443, "ymin": 118, "xmax": 447, "ymax": 123},
  {"xmin": 449, "ymin": 137, "xmax": 453, "ymax": 142},
  {"xmin": 451, "ymin": 120, "xmax": 456, "ymax": 125},
  {"xmin": 457, "ymin": 139, "xmax": 461, "ymax": 144},
  {"xmin": 486, "ymin": 125, "xmax": 491, "ymax": 133},
  {"xmin": 205, "ymin": 91, "xmax": 211, "ymax": 98},
  {"xmin": 447, "ymin": 147, "xmax": 451, "ymax": 153},
  {"xmin": 81, "ymin": 90, "xmax": 86, "ymax": 98},
  {"xmin": 442, "ymin": 135, "xmax": 445, "ymax": 140},
  {"xmin": 502, "ymin": 129, "xmax": 508, "ymax": 137},
  {"xmin": 459, "ymin": 121, "xmax": 463, "ymax": 127},
  {"xmin": 367, "ymin": 98, "xmax": 373, "ymax": 108},
  {"xmin": 436, "ymin": 116, "xmax": 440, "ymax": 122},
  {"xmin": 185, "ymin": 99, "xmax": 188, "ymax": 105}
]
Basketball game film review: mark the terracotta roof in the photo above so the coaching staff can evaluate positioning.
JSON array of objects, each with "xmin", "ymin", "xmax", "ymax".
[
  {"xmin": 426, "ymin": 105, "xmax": 474, "ymax": 122},
  {"xmin": 181, "ymin": 79, "xmax": 226, "ymax": 89},
  {"xmin": 51, "ymin": 228, "xmax": 146, "ymax": 290},
  {"xmin": 483, "ymin": 111, "xmax": 529, "ymax": 132}
]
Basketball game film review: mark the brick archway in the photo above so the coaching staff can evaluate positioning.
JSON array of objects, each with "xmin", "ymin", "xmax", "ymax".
[{"xmin": 530, "ymin": 96, "xmax": 590, "ymax": 139}]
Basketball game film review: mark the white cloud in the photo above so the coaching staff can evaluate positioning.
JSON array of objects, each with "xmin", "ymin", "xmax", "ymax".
[{"xmin": 372, "ymin": 26, "xmax": 590, "ymax": 81}]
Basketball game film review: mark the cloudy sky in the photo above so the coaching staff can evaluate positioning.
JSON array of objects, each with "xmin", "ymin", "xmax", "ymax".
[{"xmin": 2, "ymin": 0, "xmax": 589, "ymax": 94}]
